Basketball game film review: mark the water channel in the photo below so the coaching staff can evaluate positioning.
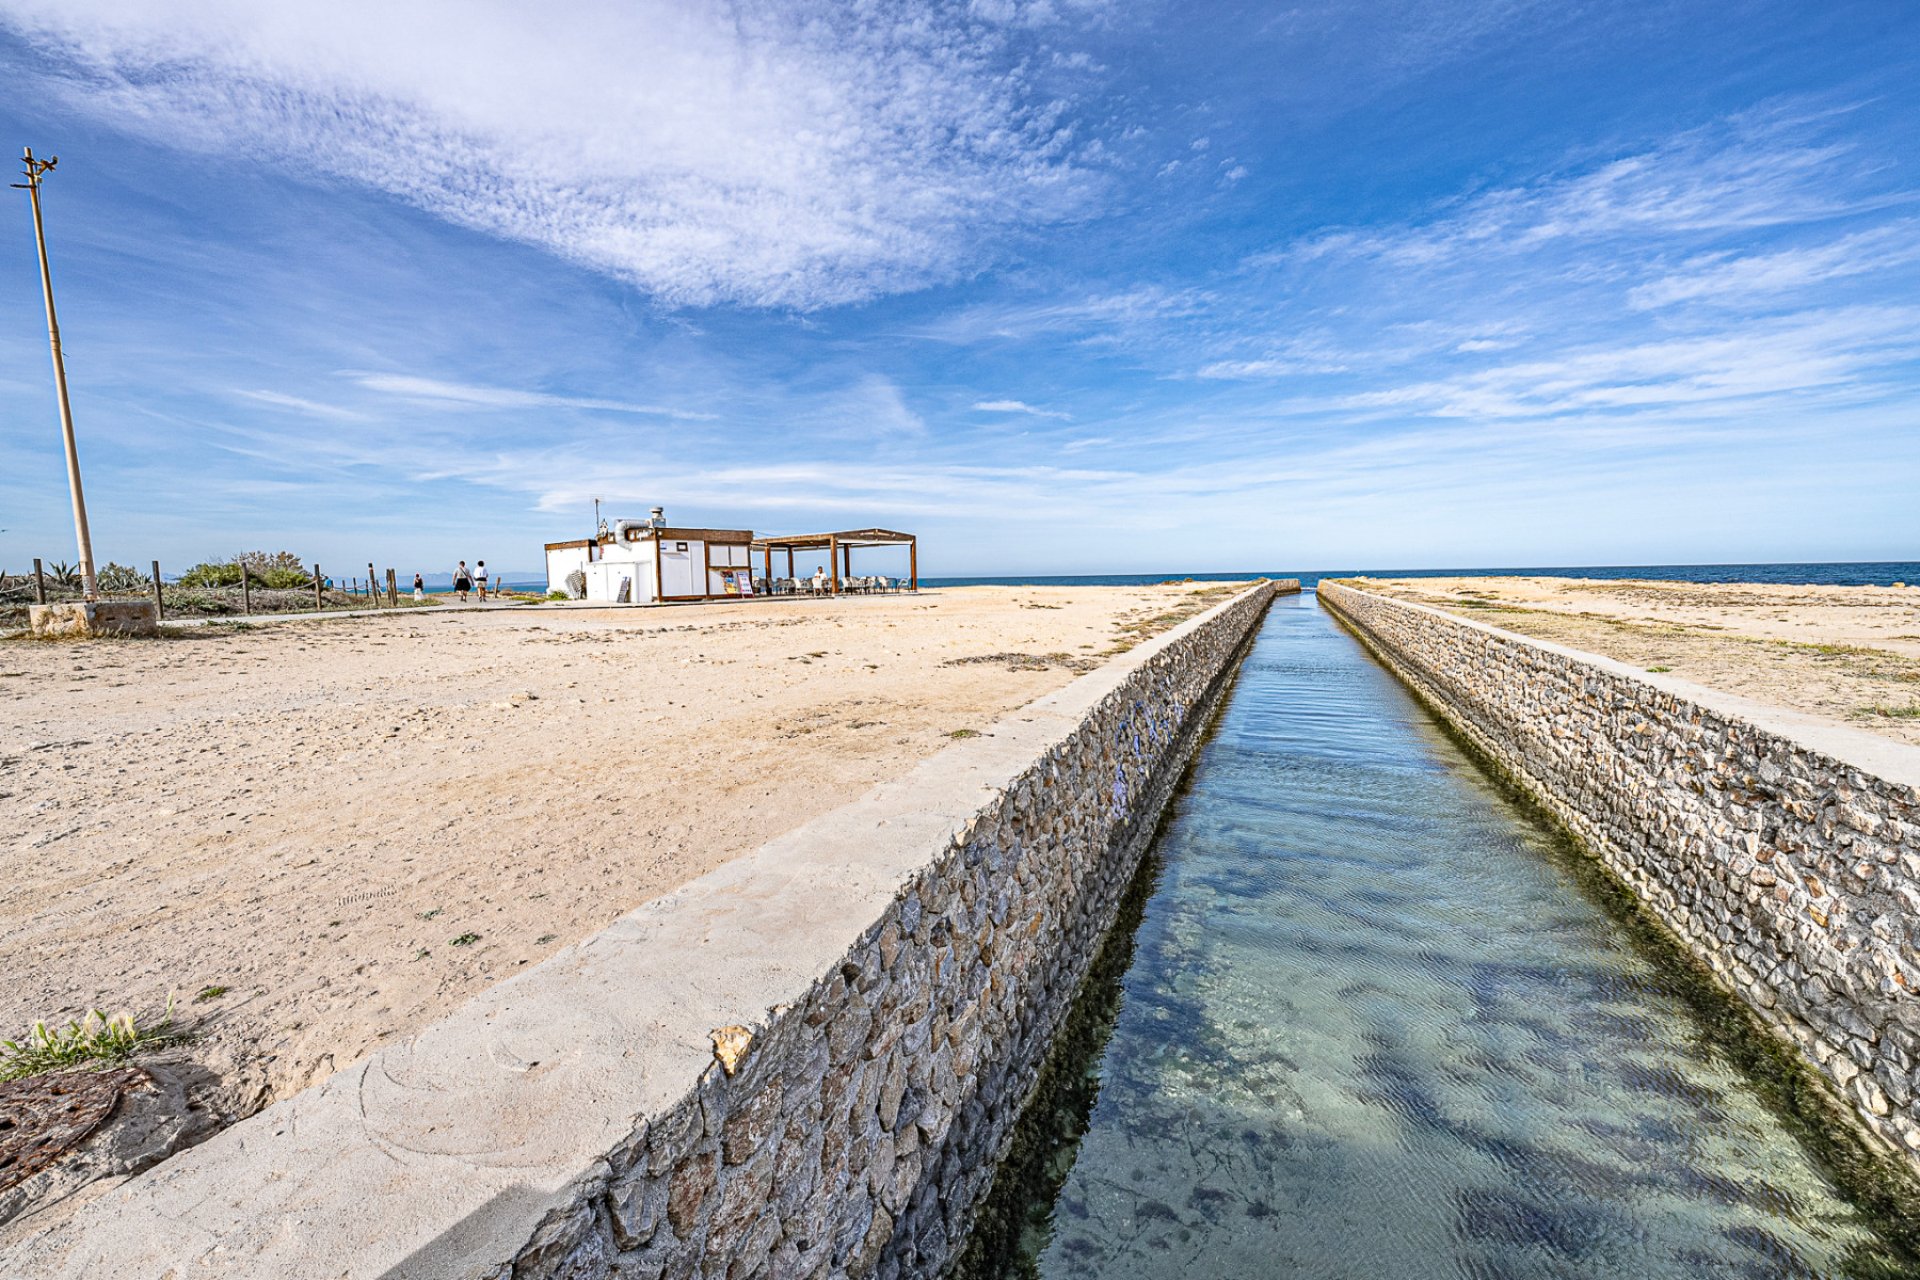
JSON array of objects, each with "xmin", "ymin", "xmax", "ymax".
[{"xmin": 960, "ymin": 590, "xmax": 1917, "ymax": 1280}]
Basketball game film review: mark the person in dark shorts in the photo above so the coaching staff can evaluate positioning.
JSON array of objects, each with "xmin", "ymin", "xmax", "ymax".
[{"xmin": 454, "ymin": 561, "xmax": 473, "ymax": 602}]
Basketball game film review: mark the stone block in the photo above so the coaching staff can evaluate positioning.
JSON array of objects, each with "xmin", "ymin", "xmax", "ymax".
[{"xmin": 29, "ymin": 600, "xmax": 158, "ymax": 638}]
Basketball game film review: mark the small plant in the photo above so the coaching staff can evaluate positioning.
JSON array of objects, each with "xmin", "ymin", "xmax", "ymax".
[
  {"xmin": 194, "ymin": 986, "xmax": 228, "ymax": 1003},
  {"xmin": 537, "ymin": 933, "xmax": 557, "ymax": 944},
  {"xmin": 418, "ymin": 907, "xmax": 443, "ymax": 920},
  {"xmin": 1861, "ymin": 703, "xmax": 1920, "ymax": 720},
  {"xmin": 450, "ymin": 932, "xmax": 481, "ymax": 947},
  {"xmin": 1647, "ymin": 666, "xmax": 1672, "ymax": 673},
  {"xmin": 0, "ymin": 1000, "xmax": 182, "ymax": 1081},
  {"xmin": 413, "ymin": 948, "xmax": 431, "ymax": 960},
  {"xmin": 947, "ymin": 728, "xmax": 981, "ymax": 739}
]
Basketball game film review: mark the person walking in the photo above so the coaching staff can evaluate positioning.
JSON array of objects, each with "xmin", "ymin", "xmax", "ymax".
[
  {"xmin": 453, "ymin": 560, "xmax": 473, "ymax": 602},
  {"xmin": 475, "ymin": 559, "xmax": 489, "ymax": 602},
  {"xmin": 412, "ymin": 572, "xmax": 425, "ymax": 602}
]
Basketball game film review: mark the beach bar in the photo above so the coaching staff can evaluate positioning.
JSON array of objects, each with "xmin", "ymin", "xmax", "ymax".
[
  {"xmin": 546, "ymin": 509, "xmax": 756, "ymax": 604},
  {"xmin": 753, "ymin": 527, "xmax": 918, "ymax": 594}
]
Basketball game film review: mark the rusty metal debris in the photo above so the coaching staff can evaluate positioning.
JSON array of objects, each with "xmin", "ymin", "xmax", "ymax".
[{"xmin": 0, "ymin": 1066, "xmax": 144, "ymax": 1192}]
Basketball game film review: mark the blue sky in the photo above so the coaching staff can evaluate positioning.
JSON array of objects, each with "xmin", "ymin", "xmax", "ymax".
[{"xmin": 1, "ymin": 0, "xmax": 1916, "ymax": 577}]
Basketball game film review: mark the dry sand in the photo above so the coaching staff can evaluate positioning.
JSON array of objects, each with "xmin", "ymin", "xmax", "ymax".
[
  {"xmin": 1352, "ymin": 576, "xmax": 1920, "ymax": 745},
  {"xmin": 0, "ymin": 583, "xmax": 1246, "ymax": 1123}
]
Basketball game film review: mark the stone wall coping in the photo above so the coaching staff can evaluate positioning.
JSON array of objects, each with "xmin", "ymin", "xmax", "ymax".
[
  {"xmin": 6, "ymin": 583, "xmax": 1275, "ymax": 1280},
  {"xmin": 1324, "ymin": 581, "xmax": 1920, "ymax": 792}
]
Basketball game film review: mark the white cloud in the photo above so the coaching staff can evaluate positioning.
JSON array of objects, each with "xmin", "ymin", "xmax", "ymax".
[
  {"xmin": 972, "ymin": 398, "xmax": 1069, "ymax": 418},
  {"xmin": 1270, "ymin": 105, "xmax": 1911, "ymax": 271},
  {"xmin": 353, "ymin": 374, "xmax": 714, "ymax": 418},
  {"xmin": 0, "ymin": 0, "xmax": 1104, "ymax": 308},
  {"xmin": 232, "ymin": 389, "xmax": 366, "ymax": 421},
  {"xmin": 1332, "ymin": 306, "xmax": 1920, "ymax": 420},
  {"xmin": 1629, "ymin": 222, "xmax": 1920, "ymax": 309},
  {"xmin": 818, "ymin": 374, "xmax": 927, "ymax": 439},
  {"xmin": 914, "ymin": 284, "xmax": 1213, "ymax": 343}
]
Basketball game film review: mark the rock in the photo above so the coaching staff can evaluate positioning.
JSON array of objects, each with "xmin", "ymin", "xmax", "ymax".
[{"xmin": 710, "ymin": 1025, "xmax": 754, "ymax": 1077}]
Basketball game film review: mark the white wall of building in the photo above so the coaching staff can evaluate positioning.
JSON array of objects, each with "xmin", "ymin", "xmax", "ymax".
[{"xmin": 545, "ymin": 544, "xmax": 596, "ymax": 595}]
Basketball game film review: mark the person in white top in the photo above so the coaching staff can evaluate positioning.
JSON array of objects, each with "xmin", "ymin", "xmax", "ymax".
[{"xmin": 475, "ymin": 560, "xmax": 488, "ymax": 602}]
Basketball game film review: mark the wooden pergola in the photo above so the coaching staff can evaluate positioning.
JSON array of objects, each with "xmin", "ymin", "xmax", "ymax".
[{"xmin": 752, "ymin": 528, "xmax": 917, "ymax": 594}]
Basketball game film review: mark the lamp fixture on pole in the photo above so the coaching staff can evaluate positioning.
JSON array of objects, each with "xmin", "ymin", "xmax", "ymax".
[{"xmin": 14, "ymin": 147, "xmax": 98, "ymax": 602}]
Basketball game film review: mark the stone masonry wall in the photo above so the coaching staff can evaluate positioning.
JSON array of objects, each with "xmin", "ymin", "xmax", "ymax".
[
  {"xmin": 1319, "ymin": 580, "xmax": 1920, "ymax": 1167},
  {"xmin": 507, "ymin": 581, "xmax": 1280, "ymax": 1280}
]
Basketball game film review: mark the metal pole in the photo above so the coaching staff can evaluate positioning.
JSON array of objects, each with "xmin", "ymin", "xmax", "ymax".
[
  {"xmin": 32, "ymin": 557, "xmax": 46, "ymax": 605},
  {"xmin": 15, "ymin": 149, "xmax": 98, "ymax": 601}
]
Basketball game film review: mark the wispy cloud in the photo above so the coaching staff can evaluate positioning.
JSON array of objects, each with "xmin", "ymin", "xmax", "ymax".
[
  {"xmin": 0, "ymin": 0, "xmax": 1107, "ymax": 308},
  {"xmin": 1628, "ymin": 222, "xmax": 1920, "ymax": 309},
  {"xmin": 972, "ymin": 398, "xmax": 1070, "ymax": 419},
  {"xmin": 913, "ymin": 285, "xmax": 1213, "ymax": 344},
  {"xmin": 231, "ymin": 389, "xmax": 367, "ymax": 421},
  {"xmin": 353, "ymin": 374, "xmax": 714, "ymax": 419},
  {"xmin": 1330, "ymin": 307, "xmax": 1920, "ymax": 420},
  {"xmin": 1269, "ymin": 104, "xmax": 1911, "ymax": 271}
]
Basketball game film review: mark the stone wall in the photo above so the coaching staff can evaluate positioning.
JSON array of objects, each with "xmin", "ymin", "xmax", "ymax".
[
  {"xmin": 1319, "ymin": 580, "xmax": 1920, "ymax": 1166},
  {"xmin": 8, "ymin": 581, "xmax": 1279, "ymax": 1280}
]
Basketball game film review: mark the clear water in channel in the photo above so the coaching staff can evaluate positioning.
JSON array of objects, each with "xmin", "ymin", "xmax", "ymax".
[{"xmin": 976, "ymin": 591, "xmax": 1913, "ymax": 1280}]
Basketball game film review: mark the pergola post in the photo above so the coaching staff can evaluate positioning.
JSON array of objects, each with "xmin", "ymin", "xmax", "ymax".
[
  {"xmin": 829, "ymin": 536, "xmax": 840, "ymax": 595},
  {"xmin": 909, "ymin": 538, "xmax": 918, "ymax": 591}
]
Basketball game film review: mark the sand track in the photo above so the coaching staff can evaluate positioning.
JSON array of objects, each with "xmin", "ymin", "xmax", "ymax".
[{"xmin": 1, "ymin": 584, "xmax": 1242, "ymax": 1123}]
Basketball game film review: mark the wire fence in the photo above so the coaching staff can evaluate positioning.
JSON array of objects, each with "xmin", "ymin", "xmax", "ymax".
[{"xmin": 1, "ymin": 557, "xmax": 438, "ymax": 629}]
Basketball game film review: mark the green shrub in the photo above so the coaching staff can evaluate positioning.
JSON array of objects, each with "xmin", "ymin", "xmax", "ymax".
[
  {"xmin": 97, "ymin": 562, "xmax": 152, "ymax": 593},
  {"xmin": 179, "ymin": 551, "xmax": 312, "ymax": 590}
]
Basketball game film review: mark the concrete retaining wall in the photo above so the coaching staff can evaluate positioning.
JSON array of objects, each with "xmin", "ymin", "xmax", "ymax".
[
  {"xmin": 1320, "ymin": 580, "xmax": 1920, "ymax": 1166},
  {"xmin": 6, "ymin": 581, "xmax": 1279, "ymax": 1280}
]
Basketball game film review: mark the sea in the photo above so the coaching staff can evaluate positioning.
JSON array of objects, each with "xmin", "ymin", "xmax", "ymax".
[{"xmin": 922, "ymin": 561, "xmax": 1920, "ymax": 590}]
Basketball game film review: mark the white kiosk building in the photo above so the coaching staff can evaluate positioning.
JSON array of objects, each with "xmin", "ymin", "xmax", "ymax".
[{"xmin": 545, "ymin": 509, "xmax": 756, "ymax": 604}]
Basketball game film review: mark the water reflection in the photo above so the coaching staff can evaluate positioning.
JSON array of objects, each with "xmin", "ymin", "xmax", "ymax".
[{"xmin": 971, "ymin": 592, "xmax": 1912, "ymax": 1280}]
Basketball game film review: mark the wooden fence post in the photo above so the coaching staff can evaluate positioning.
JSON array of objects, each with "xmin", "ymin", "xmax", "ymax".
[
  {"xmin": 386, "ymin": 568, "xmax": 398, "ymax": 608},
  {"xmin": 313, "ymin": 564, "xmax": 323, "ymax": 610},
  {"xmin": 33, "ymin": 557, "xmax": 47, "ymax": 605},
  {"xmin": 240, "ymin": 564, "xmax": 251, "ymax": 615},
  {"xmin": 366, "ymin": 563, "xmax": 378, "ymax": 609},
  {"xmin": 151, "ymin": 560, "xmax": 164, "ymax": 619}
]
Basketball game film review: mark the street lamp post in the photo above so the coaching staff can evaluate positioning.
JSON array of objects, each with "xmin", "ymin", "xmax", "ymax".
[{"xmin": 14, "ymin": 147, "xmax": 98, "ymax": 602}]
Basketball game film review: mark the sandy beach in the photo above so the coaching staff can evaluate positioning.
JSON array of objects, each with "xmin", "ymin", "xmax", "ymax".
[
  {"xmin": 1351, "ymin": 576, "xmax": 1920, "ymax": 745},
  {"xmin": 0, "ymin": 583, "xmax": 1246, "ymax": 1126}
]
